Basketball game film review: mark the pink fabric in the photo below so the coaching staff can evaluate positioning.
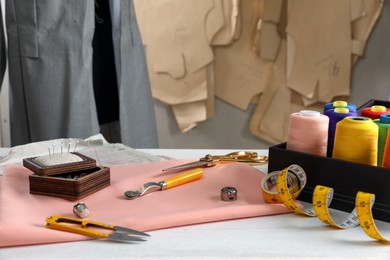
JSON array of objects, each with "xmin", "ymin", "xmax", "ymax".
[{"xmin": 0, "ymin": 160, "xmax": 290, "ymax": 247}]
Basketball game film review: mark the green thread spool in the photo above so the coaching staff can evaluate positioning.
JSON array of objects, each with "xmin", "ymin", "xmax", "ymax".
[
  {"xmin": 382, "ymin": 127, "xmax": 390, "ymax": 168},
  {"xmin": 374, "ymin": 114, "xmax": 390, "ymax": 167}
]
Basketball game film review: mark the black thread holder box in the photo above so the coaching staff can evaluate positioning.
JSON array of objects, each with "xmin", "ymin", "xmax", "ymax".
[{"xmin": 268, "ymin": 99, "xmax": 390, "ymax": 223}]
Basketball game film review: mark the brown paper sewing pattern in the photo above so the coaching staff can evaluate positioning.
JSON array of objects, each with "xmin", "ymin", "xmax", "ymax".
[{"xmin": 134, "ymin": 0, "xmax": 383, "ymax": 142}]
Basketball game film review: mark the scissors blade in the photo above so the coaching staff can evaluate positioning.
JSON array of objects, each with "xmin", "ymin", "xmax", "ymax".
[
  {"xmin": 108, "ymin": 233, "xmax": 148, "ymax": 243},
  {"xmin": 114, "ymin": 226, "xmax": 150, "ymax": 237},
  {"xmin": 162, "ymin": 161, "xmax": 210, "ymax": 172},
  {"xmin": 105, "ymin": 225, "xmax": 150, "ymax": 242}
]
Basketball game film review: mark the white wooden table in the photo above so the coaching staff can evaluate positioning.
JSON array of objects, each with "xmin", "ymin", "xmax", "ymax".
[{"xmin": 1, "ymin": 149, "xmax": 390, "ymax": 259}]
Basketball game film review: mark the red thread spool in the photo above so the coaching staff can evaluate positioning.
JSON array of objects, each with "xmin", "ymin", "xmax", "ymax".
[{"xmin": 361, "ymin": 105, "xmax": 390, "ymax": 120}]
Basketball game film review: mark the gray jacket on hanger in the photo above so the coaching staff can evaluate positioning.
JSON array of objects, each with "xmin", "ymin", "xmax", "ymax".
[{"xmin": 1, "ymin": 0, "xmax": 158, "ymax": 148}]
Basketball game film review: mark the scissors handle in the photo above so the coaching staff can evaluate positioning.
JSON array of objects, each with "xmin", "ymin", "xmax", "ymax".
[
  {"xmin": 162, "ymin": 151, "xmax": 268, "ymax": 172},
  {"xmin": 162, "ymin": 168, "xmax": 204, "ymax": 189},
  {"xmin": 200, "ymin": 151, "xmax": 268, "ymax": 165},
  {"xmin": 46, "ymin": 215, "xmax": 113, "ymax": 238}
]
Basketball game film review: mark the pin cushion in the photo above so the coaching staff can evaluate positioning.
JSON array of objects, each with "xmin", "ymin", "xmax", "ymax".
[{"xmin": 23, "ymin": 152, "xmax": 110, "ymax": 200}]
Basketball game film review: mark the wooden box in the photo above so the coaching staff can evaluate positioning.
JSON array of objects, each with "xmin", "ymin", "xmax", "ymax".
[{"xmin": 23, "ymin": 152, "xmax": 110, "ymax": 200}]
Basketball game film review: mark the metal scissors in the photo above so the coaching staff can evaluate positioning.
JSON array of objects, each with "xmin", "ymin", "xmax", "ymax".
[
  {"xmin": 162, "ymin": 151, "xmax": 268, "ymax": 172},
  {"xmin": 46, "ymin": 215, "xmax": 149, "ymax": 243}
]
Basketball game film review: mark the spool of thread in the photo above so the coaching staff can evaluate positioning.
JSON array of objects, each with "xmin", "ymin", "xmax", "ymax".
[
  {"xmin": 323, "ymin": 100, "xmax": 357, "ymax": 114},
  {"xmin": 374, "ymin": 114, "xmax": 390, "ymax": 167},
  {"xmin": 381, "ymin": 127, "xmax": 390, "ymax": 168},
  {"xmin": 360, "ymin": 105, "xmax": 390, "ymax": 120},
  {"xmin": 324, "ymin": 107, "xmax": 358, "ymax": 157},
  {"xmin": 286, "ymin": 110, "xmax": 329, "ymax": 156},
  {"xmin": 332, "ymin": 116, "xmax": 378, "ymax": 166}
]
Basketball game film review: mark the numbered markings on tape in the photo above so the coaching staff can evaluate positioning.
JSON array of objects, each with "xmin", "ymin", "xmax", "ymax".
[
  {"xmin": 275, "ymin": 164, "xmax": 316, "ymax": 216},
  {"xmin": 356, "ymin": 191, "xmax": 390, "ymax": 242},
  {"xmin": 312, "ymin": 185, "xmax": 359, "ymax": 229},
  {"xmin": 261, "ymin": 170, "xmax": 301, "ymax": 204},
  {"xmin": 262, "ymin": 164, "xmax": 390, "ymax": 242},
  {"xmin": 262, "ymin": 164, "xmax": 360, "ymax": 227}
]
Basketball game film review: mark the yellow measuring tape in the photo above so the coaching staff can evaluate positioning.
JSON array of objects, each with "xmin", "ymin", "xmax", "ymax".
[
  {"xmin": 261, "ymin": 170, "xmax": 301, "ymax": 204},
  {"xmin": 312, "ymin": 185, "xmax": 359, "ymax": 228},
  {"xmin": 262, "ymin": 164, "xmax": 389, "ymax": 242},
  {"xmin": 356, "ymin": 191, "xmax": 390, "ymax": 241}
]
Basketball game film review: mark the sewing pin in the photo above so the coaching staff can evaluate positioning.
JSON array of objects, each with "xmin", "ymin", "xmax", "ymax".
[
  {"xmin": 67, "ymin": 138, "xmax": 71, "ymax": 155},
  {"xmin": 74, "ymin": 140, "xmax": 79, "ymax": 152}
]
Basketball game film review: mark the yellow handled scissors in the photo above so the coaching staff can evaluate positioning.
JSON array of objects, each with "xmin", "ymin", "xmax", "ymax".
[
  {"xmin": 162, "ymin": 151, "xmax": 268, "ymax": 172},
  {"xmin": 46, "ymin": 216, "xmax": 149, "ymax": 243}
]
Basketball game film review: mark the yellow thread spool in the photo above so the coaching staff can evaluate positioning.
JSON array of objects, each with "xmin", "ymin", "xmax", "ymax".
[
  {"xmin": 371, "ymin": 105, "xmax": 386, "ymax": 112},
  {"xmin": 332, "ymin": 101, "xmax": 348, "ymax": 107},
  {"xmin": 332, "ymin": 116, "xmax": 378, "ymax": 166}
]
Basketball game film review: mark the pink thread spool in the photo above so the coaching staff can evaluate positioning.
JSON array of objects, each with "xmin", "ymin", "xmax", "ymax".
[{"xmin": 287, "ymin": 110, "xmax": 329, "ymax": 156}]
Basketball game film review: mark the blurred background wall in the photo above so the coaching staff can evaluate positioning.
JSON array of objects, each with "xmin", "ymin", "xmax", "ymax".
[
  {"xmin": 0, "ymin": 1, "xmax": 389, "ymax": 149},
  {"xmin": 153, "ymin": 0, "xmax": 390, "ymax": 149}
]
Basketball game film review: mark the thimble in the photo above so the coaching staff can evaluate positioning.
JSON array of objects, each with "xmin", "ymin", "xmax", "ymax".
[
  {"xmin": 73, "ymin": 202, "xmax": 90, "ymax": 218},
  {"xmin": 221, "ymin": 187, "xmax": 237, "ymax": 201}
]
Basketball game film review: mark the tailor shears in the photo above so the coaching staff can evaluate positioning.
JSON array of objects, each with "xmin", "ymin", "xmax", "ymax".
[
  {"xmin": 46, "ymin": 215, "xmax": 149, "ymax": 243},
  {"xmin": 162, "ymin": 151, "xmax": 268, "ymax": 172}
]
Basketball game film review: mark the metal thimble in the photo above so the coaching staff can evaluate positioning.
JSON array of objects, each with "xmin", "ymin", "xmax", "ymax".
[
  {"xmin": 73, "ymin": 202, "xmax": 90, "ymax": 218},
  {"xmin": 221, "ymin": 187, "xmax": 237, "ymax": 201}
]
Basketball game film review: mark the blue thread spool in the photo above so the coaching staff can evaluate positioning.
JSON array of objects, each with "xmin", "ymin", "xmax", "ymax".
[
  {"xmin": 323, "ymin": 100, "xmax": 357, "ymax": 114},
  {"xmin": 325, "ymin": 107, "xmax": 358, "ymax": 157}
]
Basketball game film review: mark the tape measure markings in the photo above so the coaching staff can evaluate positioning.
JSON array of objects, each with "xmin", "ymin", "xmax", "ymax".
[
  {"xmin": 263, "ymin": 164, "xmax": 390, "ymax": 242},
  {"xmin": 261, "ymin": 170, "xmax": 301, "ymax": 204},
  {"xmin": 265, "ymin": 165, "xmax": 360, "ymax": 227},
  {"xmin": 308, "ymin": 186, "xmax": 390, "ymax": 213},
  {"xmin": 275, "ymin": 164, "xmax": 316, "ymax": 216},
  {"xmin": 356, "ymin": 191, "xmax": 389, "ymax": 241},
  {"xmin": 312, "ymin": 185, "xmax": 359, "ymax": 229}
]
